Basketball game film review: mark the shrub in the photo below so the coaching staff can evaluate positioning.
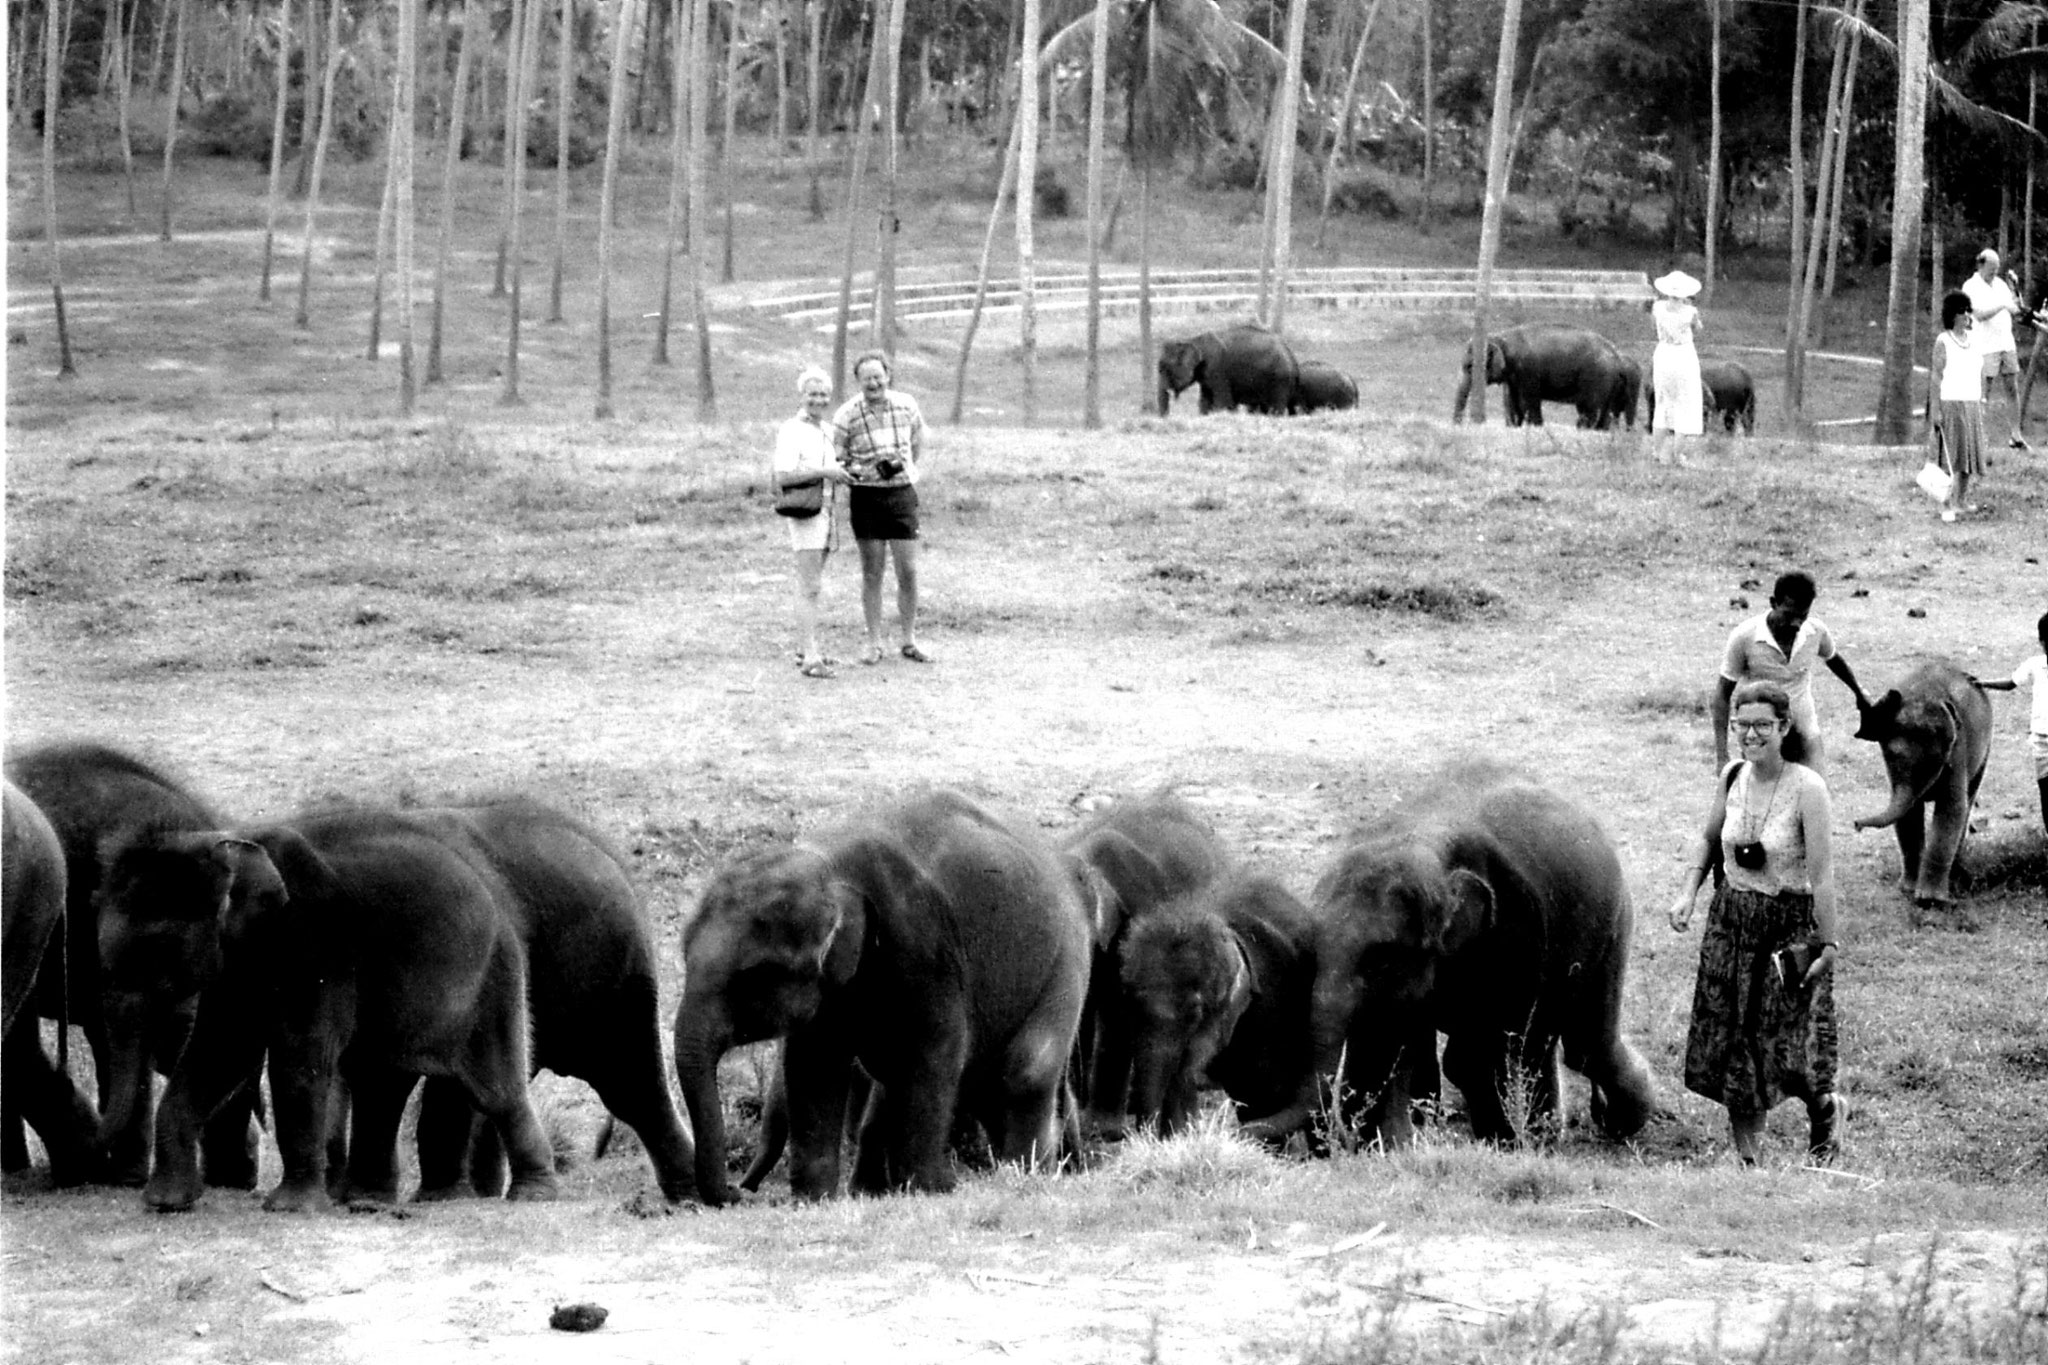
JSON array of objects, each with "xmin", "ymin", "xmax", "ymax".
[{"xmin": 1033, "ymin": 164, "xmax": 1071, "ymax": 219}]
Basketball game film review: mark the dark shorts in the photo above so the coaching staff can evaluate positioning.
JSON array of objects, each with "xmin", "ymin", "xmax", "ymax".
[{"xmin": 849, "ymin": 484, "xmax": 920, "ymax": 541}]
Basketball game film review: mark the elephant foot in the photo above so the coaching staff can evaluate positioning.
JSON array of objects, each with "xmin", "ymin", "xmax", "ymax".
[
  {"xmin": 413, "ymin": 1181, "xmax": 473, "ymax": 1203},
  {"xmin": 1807, "ymin": 1094, "xmax": 1844, "ymax": 1165},
  {"xmin": 262, "ymin": 1180, "xmax": 336, "ymax": 1214},
  {"xmin": 145, "ymin": 1172, "xmax": 206, "ymax": 1213},
  {"xmin": 341, "ymin": 1181, "xmax": 401, "ymax": 1206},
  {"xmin": 505, "ymin": 1172, "xmax": 561, "ymax": 1203}
]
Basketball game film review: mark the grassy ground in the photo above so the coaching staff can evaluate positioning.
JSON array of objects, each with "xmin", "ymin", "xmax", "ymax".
[{"xmin": 5, "ymin": 133, "xmax": 2047, "ymax": 1364}]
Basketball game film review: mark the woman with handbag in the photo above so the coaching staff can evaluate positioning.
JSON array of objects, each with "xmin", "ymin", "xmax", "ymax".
[
  {"xmin": 1668, "ymin": 679, "xmax": 1845, "ymax": 1165},
  {"xmin": 774, "ymin": 365, "xmax": 851, "ymax": 678},
  {"xmin": 1929, "ymin": 291, "xmax": 1987, "ymax": 524}
]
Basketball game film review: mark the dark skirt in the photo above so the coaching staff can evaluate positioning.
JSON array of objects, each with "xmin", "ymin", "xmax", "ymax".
[
  {"xmin": 1934, "ymin": 399, "xmax": 1986, "ymax": 477},
  {"xmin": 1682, "ymin": 885, "xmax": 1838, "ymax": 1115}
]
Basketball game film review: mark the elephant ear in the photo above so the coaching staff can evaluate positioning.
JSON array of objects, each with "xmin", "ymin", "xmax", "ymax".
[
  {"xmin": 821, "ymin": 879, "xmax": 865, "ymax": 986},
  {"xmin": 1856, "ymin": 689, "xmax": 1904, "ymax": 741},
  {"xmin": 241, "ymin": 827, "xmax": 335, "ymax": 934},
  {"xmin": 1440, "ymin": 867, "xmax": 1496, "ymax": 952},
  {"xmin": 1485, "ymin": 339, "xmax": 1507, "ymax": 381},
  {"xmin": 1064, "ymin": 854, "xmax": 1122, "ymax": 952}
]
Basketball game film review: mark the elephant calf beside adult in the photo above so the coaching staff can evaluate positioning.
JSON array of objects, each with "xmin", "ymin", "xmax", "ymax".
[
  {"xmin": 1852, "ymin": 661, "xmax": 1993, "ymax": 915},
  {"xmin": 1646, "ymin": 359, "xmax": 1756, "ymax": 434},
  {"xmin": 1247, "ymin": 763, "xmax": 1657, "ymax": 1150},
  {"xmin": 1291, "ymin": 361, "xmax": 1359, "ymax": 414},
  {"xmin": 1157, "ymin": 324, "xmax": 1300, "ymax": 415},
  {"xmin": 674, "ymin": 789, "xmax": 1092, "ymax": 1205},
  {"xmin": 1453, "ymin": 324, "xmax": 1635, "ymax": 430}
]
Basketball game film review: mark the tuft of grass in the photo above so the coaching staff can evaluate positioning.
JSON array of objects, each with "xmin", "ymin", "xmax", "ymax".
[
  {"xmin": 1110, "ymin": 1106, "xmax": 1283, "ymax": 1194},
  {"xmin": 1243, "ymin": 574, "xmax": 1505, "ymax": 620}
]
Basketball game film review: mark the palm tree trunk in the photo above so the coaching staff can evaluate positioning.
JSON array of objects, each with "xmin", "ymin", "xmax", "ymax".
[
  {"xmin": 653, "ymin": 0, "xmax": 689, "ymax": 365},
  {"xmin": 1820, "ymin": 12, "xmax": 1864, "ymax": 321},
  {"xmin": 292, "ymin": 0, "xmax": 317, "ymax": 192},
  {"xmin": 159, "ymin": 0, "xmax": 187, "ymax": 241},
  {"xmin": 500, "ymin": 0, "xmax": 544, "ymax": 405},
  {"xmin": 596, "ymin": 0, "xmax": 639, "ymax": 416},
  {"xmin": 293, "ymin": 0, "xmax": 346, "ymax": 328},
  {"xmin": 1702, "ymin": 0, "xmax": 1722, "ymax": 305},
  {"xmin": 44, "ymin": 0, "xmax": 77, "ymax": 376},
  {"xmin": 113, "ymin": 0, "xmax": 137, "ymax": 216},
  {"xmin": 874, "ymin": 0, "xmax": 908, "ymax": 349},
  {"xmin": 1016, "ymin": 0, "xmax": 1041, "ymax": 422},
  {"xmin": 427, "ymin": 0, "xmax": 478, "ymax": 383},
  {"xmin": 1419, "ymin": 0, "xmax": 1434, "ymax": 233},
  {"xmin": 773, "ymin": 0, "xmax": 787, "ymax": 153},
  {"xmin": 549, "ymin": 0, "xmax": 572, "ymax": 323},
  {"xmin": 368, "ymin": 79, "xmax": 401, "ymax": 360},
  {"xmin": 2026, "ymin": 26, "xmax": 2037, "ymax": 303},
  {"xmin": 1791, "ymin": 3, "xmax": 1853, "ymax": 421},
  {"xmin": 687, "ymin": 0, "xmax": 716, "ymax": 413},
  {"xmin": 1781, "ymin": 0, "xmax": 1808, "ymax": 408},
  {"xmin": 1464, "ymin": 0, "xmax": 1523, "ymax": 424},
  {"xmin": 720, "ymin": 0, "xmax": 742, "ymax": 285},
  {"xmin": 805, "ymin": 0, "xmax": 822, "ymax": 218},
  {"xmin": 1135, "ymin": 2, "xmax": 1156, "ymax": 411},
  {"xmin": 395, "ymin": 0, "xmax": 419, "ymax": 413},
  {"xmin": 951, "ymin": 106, "xmax": 1021, "ymax": 424},
  {"xmin": 259, "ymin": 0, "xmax": 292, "ymax": 299},
  {"xmin": 829, "ymin": 4, "xmax": 885, "ymax": 393},
  {"xmin": 1315, "ymin": 0, "xmax": 1381, "ymax": 250},
  {"xmin": 1080, "ymin": 0, "xmax": 1110, "ymax": 430},
  {"xmin": 1265, "ymin": 0, "xmax": 1309, "ymax": 336},
  {"xmin": 495, "ymin": 0, "xmax": 527, "ymax": 296},
  {"xmin": 1875, "ymin": 0, "xmax": 1929, "ymax": 444}
]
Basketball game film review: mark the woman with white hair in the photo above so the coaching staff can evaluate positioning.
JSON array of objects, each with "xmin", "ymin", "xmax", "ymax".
[
  {"xmin": 1650, "ymin": 269, "xmax": 1705, "ymax": 436},
  {"xmin": 773, "ymin": 364, "xmax": 851, "ymax": 678}
]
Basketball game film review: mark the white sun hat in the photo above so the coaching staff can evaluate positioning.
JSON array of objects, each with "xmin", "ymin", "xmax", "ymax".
[{"xmin": 1654, "ymin": 270, "xmax": 1702, "ymax": 299}]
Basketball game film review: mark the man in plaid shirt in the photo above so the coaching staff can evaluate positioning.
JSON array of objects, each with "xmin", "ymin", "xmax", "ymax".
[{"xmin": 833, "ymin": 350, "xmax": 934, "ymax": 665}]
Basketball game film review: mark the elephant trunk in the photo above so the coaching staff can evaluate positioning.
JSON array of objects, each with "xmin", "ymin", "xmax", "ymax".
[
  {"xmin": 1125, "ymin": 1034, "xmax": 1177, "ymax": 1137},
  {"xmin": 1157, "ymin": 382, "xmax": 1173, "ymax": 416},
  {"xmin": 673, "ymin": 1006, "xmax": 738, "ymax": 1206},
  {"xmin": 94, "ymin": 989, "xmax": 155, "ymax": 1156},
  {"xmin": 1855, "ymin": 781, "xmax": 1922, "ymax": 832}
]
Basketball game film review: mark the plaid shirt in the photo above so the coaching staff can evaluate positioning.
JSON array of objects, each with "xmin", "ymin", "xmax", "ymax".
[{"xmin": 832, "ymin": 390, "xmax": 924, "ymax": 488}]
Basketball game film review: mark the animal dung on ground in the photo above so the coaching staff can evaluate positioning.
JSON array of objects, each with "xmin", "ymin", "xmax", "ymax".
[{"xmin": 550, "ymin": 1302, "xmax": 609, "ymax": 1332}]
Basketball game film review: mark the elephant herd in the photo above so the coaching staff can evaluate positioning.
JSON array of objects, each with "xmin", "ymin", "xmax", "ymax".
[
  {"xmin": 1155, "ymin": 319, "xmax": 1761, "ymax": 433},
  {"xmin": 2, "ymin": 741, "xmax": 1665, "ymax": 1214}
]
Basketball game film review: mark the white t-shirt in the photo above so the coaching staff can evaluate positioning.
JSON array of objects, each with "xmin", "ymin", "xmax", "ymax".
[
  {"xmin": 1962, "ymin": 272, "xmax": 2019, "ymax": 356},
  {"xmin": 1937, "ymin": 332, "xmax": 1983, "ymax": 403},
  {"xmin": 2013, "ymin": 653, "xmax": 2048, "ymax": 735}
]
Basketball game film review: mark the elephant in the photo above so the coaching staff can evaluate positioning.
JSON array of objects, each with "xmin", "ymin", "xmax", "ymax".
[
  {"xmin": 3, "ymin": 742, "xmax": 260, "ymax": 1188},
  {"xmin": 1291, "ymin": 360, "xmax": 1359, "ymax": 414},
  {"xmin": 95, "ymin": 807, "xmax": 561, "ymax": 1212},
  {"xmin": 1119, "ymin": 872, "xmax": 1317, "ymax": 1137},
  {"xmin": 1246, "ymin": 763, "xmax": 1657, "ymax": 1150},
  {"xmin": 1602, "ymin": 356, "xmax": 1642, "ymax": 430},
  {"xmin": 1451, "ymin": 324, "xmax": 1633, "ymax": 429},
  {"xmin": 1157, "ymin": 323, "xmax": 1299, "ymax": 415},
  {"xmin": 2, "ymin": 781, "xmax": 101, "ymax": 1185},
  {"xmin": 385, "ymin": 800, "xmax": 696, "ymax": 1203},
  {"xmin": 1061, "ymin": 792, "xmax": 1234, "ymax": 1134},
  {"xmin": 674, "ymin": 789, "xmax": 1091, "ymax": 1204},
  {"xmin": 1647, "ymin": 358, "xmax": 1756, "ymax": 433},
  {"xmin": 1851, "ymin": 661, "xmax": 1993, "ymax": 911}
]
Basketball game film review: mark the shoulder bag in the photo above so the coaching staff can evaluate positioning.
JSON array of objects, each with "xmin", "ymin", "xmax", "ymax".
[{"xmin": 774, "ymin": 472, "xmax": 824, "ymax": 518}]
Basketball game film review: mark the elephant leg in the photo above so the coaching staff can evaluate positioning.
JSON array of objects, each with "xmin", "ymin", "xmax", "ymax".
[
  {"xmin": 1342, "ymin": 1026, "xmax": 1421, "ymax": 1149},
  {"xmin": 990, "ymin": 1021, "xmax": 1071, "ymax": 1171},
  {"xmin": 870, "ymin": 1024, "xmax": 969, "ymax": 1196},
  {"xmin": 415, "ymin": 1076, "xmax": 479, "ymax": 1199},
  {"xmin": 1893, "ymin": 804, "xmax": 1928, "ymax": 898},
  {"xmin": 152, "ymin": 1011, "xmax": 278, "ymax": 1212},
  {"xmin": 1083, "ymin": 998, "xmax": 1137, "ymax": 1134},
  {"xmin": 200, "ymin": 1079, "xmax": 262, "ymax": 1191},
  {"xmin": 3, "ymin": 1023, "xmax": 102, "ymax": 1185},
  {"xmin": 1443, "ymin": 1031, "xmax": 1513, "ymax": 1143},
  {"xmin": 1564, "ymin": 1012, "xmax": 1657, "ymax": 1142},
  {"xmin": 1, "ymin": 1100, "xmax": 26, "ymax": 1173},
  {"xmin": 1917, "ymin": 794, "xmax": 1970, "ymax": 905},
  {"xmin": 341, "ymin": 1066, "xmax": 415, "ymax": 1204},
  {"xmin": 98, "ymin": 1020, "xmax": 152, "ymax": 1187},
  {"xmin": 784, "ymin": 1027, "xmax": 858, "ymax": 1200},
  {"xmin": 255, "ymin": 1018, "xmax": 345, "ymax": 1214}
]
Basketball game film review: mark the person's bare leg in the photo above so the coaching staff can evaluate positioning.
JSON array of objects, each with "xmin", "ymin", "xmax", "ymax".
[
  {"xmin": 858, "ymin": 539, "xmax": 887, "ymax": 662},
  {"xmin": 891, "ymin": 540, "xmax": 921, "ymax": 654},
  {"xmin": 794, "ymin": 549, "xmax": 827, "ymax": 668}
]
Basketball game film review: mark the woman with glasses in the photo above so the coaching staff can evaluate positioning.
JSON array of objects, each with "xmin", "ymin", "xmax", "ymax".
[{"xmin": 1668, "ymin": 679, "xmax": 1844, "ymax": 1165}]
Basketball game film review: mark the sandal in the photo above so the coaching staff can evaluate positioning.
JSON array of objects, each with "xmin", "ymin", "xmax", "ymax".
[
  {"xmin": 799, "ymin": 661, "xmax": 836, "ymax": 679},
  {"xmin": 900, "ymin": 643, "xmax": 934, "ymax": 664}
]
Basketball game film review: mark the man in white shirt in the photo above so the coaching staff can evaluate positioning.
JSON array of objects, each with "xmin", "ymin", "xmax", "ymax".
[{"xmin": 1960, "ymin": 248, "xmax": 2030, "ymax": 450}]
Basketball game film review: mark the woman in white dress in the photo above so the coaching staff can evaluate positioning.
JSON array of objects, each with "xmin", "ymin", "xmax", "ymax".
[
  {"xmin": 773, "ymin": 365, "xmax": 852, "ymax": 678},
  {"xmin": 1651, "ymin": 270, "xmax": 1705, "ymax": 436}
]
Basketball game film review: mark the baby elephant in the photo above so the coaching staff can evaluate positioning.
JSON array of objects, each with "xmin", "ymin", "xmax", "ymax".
[
  {"xmin": 1119, "ymin": 873, "xmax": 1317, "ymax": 1137},
  {"xmin": 1291, "ymin": 361, "xmax": 1359, "ymax": 414},
  {"xmin": 1853, "ymin": 661, "xmax": 1993, "ymax": 912}
]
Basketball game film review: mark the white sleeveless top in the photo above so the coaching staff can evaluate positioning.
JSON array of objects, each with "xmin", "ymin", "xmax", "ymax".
[
  {"xmin": 1937, "ymin": 332, "xmax": 1983, "ymax": 403},
  {"xmin": 1720, "ymin": 762, "xmax": 1821, "ymax": 895}
]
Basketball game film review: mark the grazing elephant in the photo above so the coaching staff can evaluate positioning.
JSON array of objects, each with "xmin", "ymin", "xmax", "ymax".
[
  {"xmin": 1120, "ymin": 873, "xmax": 1317, "ymax": 1137},
  {"xmin": 96, "ymin": 808, "xmax": 560, "ymax": 1212},
  {"xmin": 1452, "ymin": 324, "xmax": 1632, "ymax": 429},
  {"xmin": 1248, "ymin": 763, "xmax": 1656, "ymax": 1150},
  {"xmin": 1603, "ymin": 356, "xmax": 1642, "ymax": 430},
  {"xmin": 674, "ymin": 789, "xmax": 1091, "ymax": 1204},
  {"xmin": 1851, "ymin": 661, "xmax": 1993, "ymax": 910},
  {"xmin": 1647, "ymin": 359, "xmax": 1756, "ymax": 433},
  {"xmin": 388, "ymin": 800, "xmax": 695, "ymax": 1203},
  {"xmin": 3, "ymin": 743, "xmax": 259, "ymax": 1189},
  {"xmin": 1061, "ymin": 792, "xmax": 1234, "ymax": 1134},
  {"xmin": 1291, "ymin": 361, "xmax": 1359, "ymax": 414},
  {"xmin": 1157, "ymin": 323, "xmax": 1299, "ymax": 415},
  {"xmin": 2, "ymin": 781, "xmax": 101, "ymax": 1184}
]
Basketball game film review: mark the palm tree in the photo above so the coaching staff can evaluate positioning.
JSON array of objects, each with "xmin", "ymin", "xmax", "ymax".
[
  {"xmin": 495, "ymin": 0, "xmax": 529, "ymax": 297},
  {"xmin": 112, "ymin": 0, "xmax": 137, "ymax": 216},
  {"xmin": 1465, "ymin": 0, "xmax": 1525, "ymax": 424},
  {"xmin": 500, "ymin": 0, "xmax": 546, "ymax": 405},
  {"xmin": 368, "ymin": 83, "xmax": 401, "ymax": 359},
  {"xmin": 1017, "ymin": 0, "xmax": 1042, "ymax": 422},
  {"xmin": 294, "ymin": 0, "xmax": 347, "ymax": 328},
  {"xmin": 653, "ymin": 0, "xmax": 690, "ymax": 366},
  {"xmin": 949, "ymin": 108, "xmax": 1021, "ymax": 423},
  {"xmin": 259, "ymin": 0, "xmax": 292, "ymax": 300},
  {"xmin": 686, "ymin": 0, "xmax": 717, "ymax": 414},
  {"xmin": 396, "ymin": 0, "xmax": 420, "ymax": 412},
  {"xmin": 596, "ymin": 0, "xmax": 640, "ymax": 417},
  {"xmin": 1875, "ymin": 0, "xmax": 1930, "ymax": 444},
  {"xmin": 875, "ymin": 0, "xmax": 910, "ymax": 351},
  {"xmin": 1314, "ymin": 0, "xmax": 1384, "ymax": 249},
  {"xmin": 829, "ymin": 5, "xmax": 886, "ymax": 394},
  {"xmin": 1701, "ymin": 0, "xmax": 1723, "ymax": 305},
  {"xmin": 550, "ymin": 0, "xmax": 573, "ymax": 324},
  {"xmin": 427, "ymin": 0, "xmax": 480, "ymax": 383},
  {"xmin": 43, "ymin": 0, "xmax": 77, "ymax": 376},
  {"xmin": 1082, "ymin": 0, "xmax": 1112, "ymax": 429},
  {"xmin": 1782, "ymin": 0, "xmax": 1810, "ymax": 420},
  {"xmin": 1262, "ymin": 0, "xmax": 1310, "ymax": 334}
]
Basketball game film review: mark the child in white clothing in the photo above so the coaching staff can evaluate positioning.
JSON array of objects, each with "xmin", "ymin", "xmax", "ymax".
[{"xmin": 1979, "ymin": 610, "xmax": 2048, "ymax": 838}]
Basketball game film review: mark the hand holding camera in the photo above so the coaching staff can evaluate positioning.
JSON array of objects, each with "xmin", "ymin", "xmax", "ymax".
[{"xmin": 873, "ymin": 457, "xmax": 905, "ymax": 481}]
